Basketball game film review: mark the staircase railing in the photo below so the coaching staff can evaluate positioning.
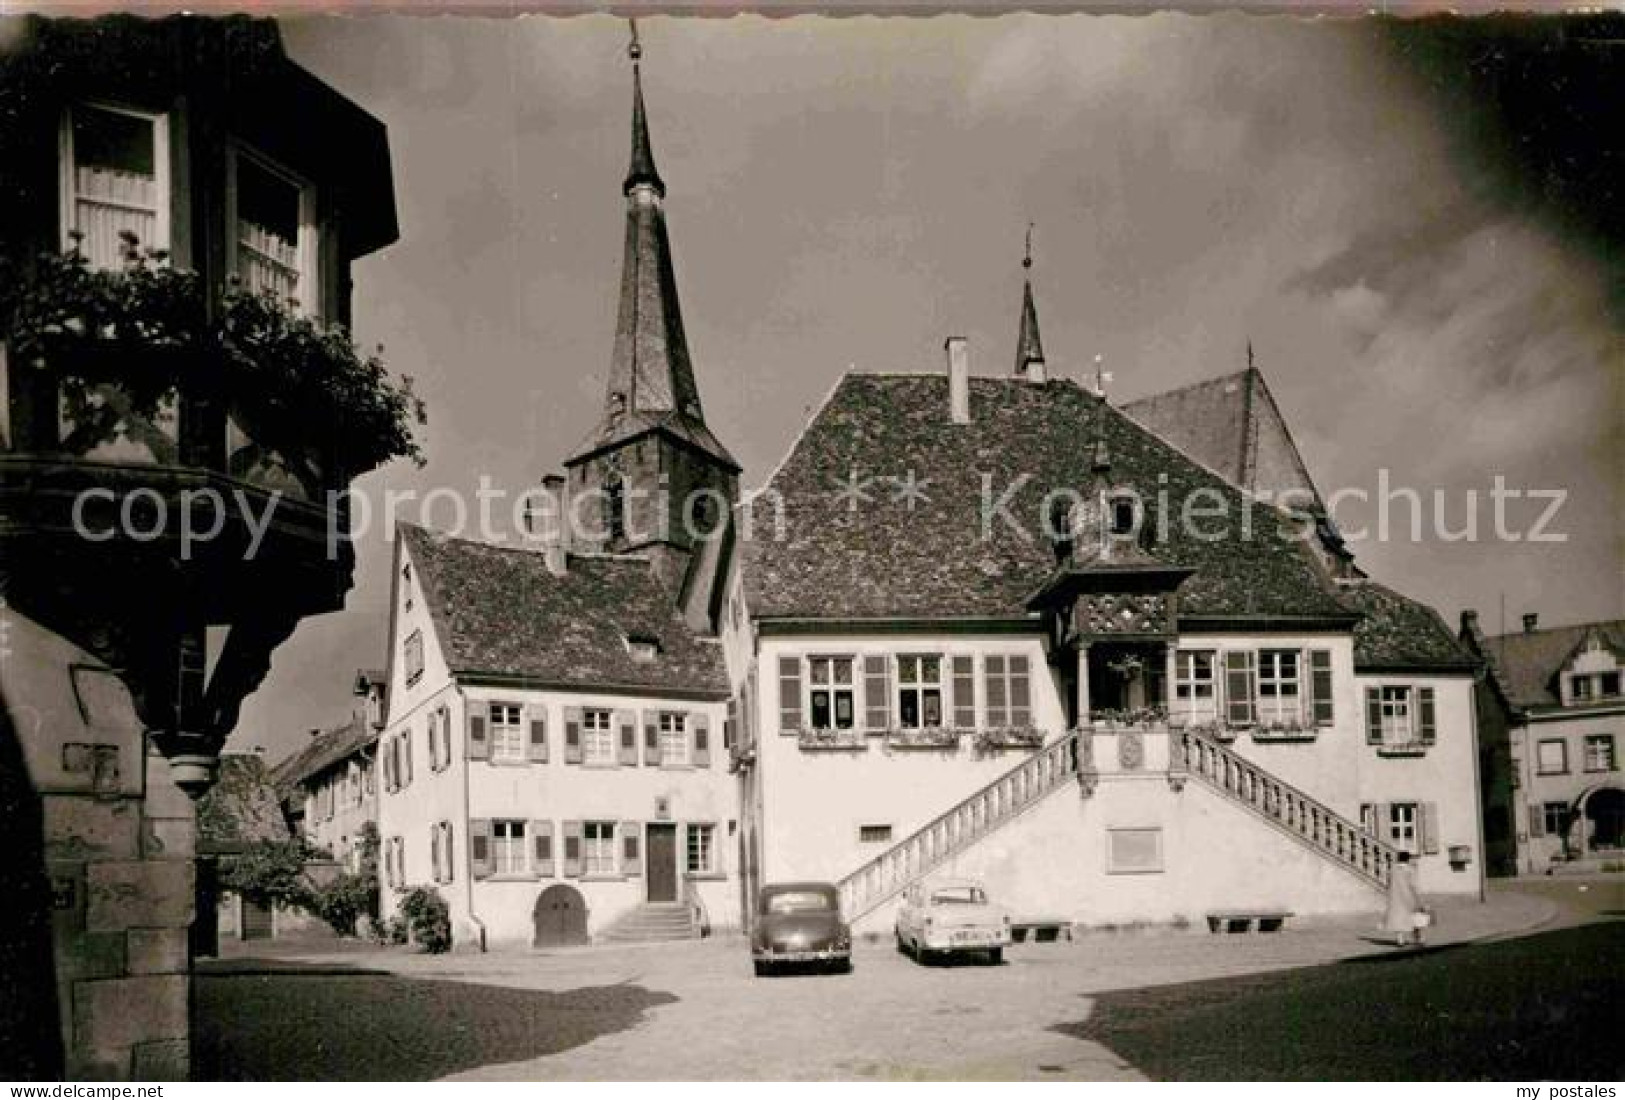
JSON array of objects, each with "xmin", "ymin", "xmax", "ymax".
[
  {"xmin": 1174, "ymin": 728, "xmax": 1395, "ymax": 888},
  {"xmin": 836, "ymin": 731, "xmax": 1081, "ymax": 921}
]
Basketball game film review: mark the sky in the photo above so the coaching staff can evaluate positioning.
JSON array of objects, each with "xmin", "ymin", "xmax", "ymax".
[{"xmin": 233, "ymin": 12, "xmax": 1623, "ymax": 761}]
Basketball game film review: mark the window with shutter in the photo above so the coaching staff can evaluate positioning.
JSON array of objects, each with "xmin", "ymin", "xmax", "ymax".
[
  {"xmin": 620, "ymin": 821, "xmax": 643, "ymax": 876},
  {"xmin": 1364, "ymin": 687, "xmax": 1383, "ymax": 744},
  {"xmin": 778, "ymin": 656, "xmax": 803, "ymax": 732},
  {"xmin": 1009, "ymin": 655, "xmax": 1032, "ymax": 726},
  {"xmin": 1256, "ymin": 650, "xmax": 1302, "ymax": 724},
  {"xmin": 863, "ymin": 655, "xmax": 891, "ymax": 731},
  {"xmin": 951, "ymin": 656, "xmax": 976, "ymax": 729},
  {"xmin": 470, "ymin": 818, "xmax": 493, "ymax": 880},
  {"xmin": 1310, "ymin": 650, "xmax": 1334, "ymax": 726},
  {"xmin": 562, "ymin": 821, "xmax": 584, "ymax": 877},
  {"xmin": 724, "ymin": 696, "xmax": 738, "ymax": 751},
  {"xmin": 492, "ymin": 820, "xmax": 527, "ymax": 875},
  {"xmin": 693, "ymin": 713, "xmax": 711, "ymax": 768},
  {"xmin": 488, "ymin": 702, "xmax": 524, "ymax": 762},
  {"xmin": 1418, "ymin": 687, "xmax": 1437, "ymax": 745},
  {"xmin": 563, "ymin": 706, "xmax": 584, "ymax": 765},
  {"xmin": 60, "ymin": 104, "xmax": 171, "ymax": 269},
  {"xmin": 583, "ymin": 821, "xmax": 616, "ymax": 875},
  {"xmin": 467, "ymin": 704, "xmax": 490, "ymax": 761},
  {"xmin": 401, "ymin": 730, "xmax": 414, "ymax": 786},
  {"xmin": 657, "ymin": 711, "xmax": 688, "ymax": 766},
  {"xmin": 808, "ymin": 656, "xmax": 857, "ymax": 730},
  {"xmin": 896, "ymin": 655, "xmax": 944, "ymax": 729},
  {"xmin": 600, "ymin": 709, "xmax": 629, "ymax": 766},
  {"xmin": 1223, "ymin": 651, "xmax": 1256, "ymax": 726},
  {"xmin": 527, "ymin": 708, "xmax": 549, "ymax": 763},
  {"xmin": 1172, "ymin": 651, "xmax": 1219, "ymax": 726},
  {"xmin": 532, "ymin": 820, "xmax": 555, "ymax": 878}
]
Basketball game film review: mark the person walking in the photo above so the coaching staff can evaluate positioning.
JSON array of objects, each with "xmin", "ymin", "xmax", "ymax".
[{"xmin": 1382, "ymin": 851, "xmax": 1425, "ymax": 946}]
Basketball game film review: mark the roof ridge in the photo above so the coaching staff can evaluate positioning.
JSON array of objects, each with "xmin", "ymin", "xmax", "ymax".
[
  {"xmin": 1121, "ymin": 366, "xmax": 1252, "ymax": 408},
  {"xmin": 1485, "ymin": 617, "xmax": 1625, "ymax": 640},
  {"xmin": 751, "ymin": 368, "xmax": 854, "ymax": 496}
]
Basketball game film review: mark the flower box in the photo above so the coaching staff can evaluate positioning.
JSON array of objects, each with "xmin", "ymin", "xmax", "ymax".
[
  {"xmin": 883, "ymin": 727, "xmax": 962, "ymax": 751},
  {"xmin": 1251, "ymin": 724, "xmax": 1319, "ymax": 744},
  {"xmin": 973, "ymin": 726, "xmax": 1046, "ymax": 753},
  {"xmin": 795, "ymin": 729, "xmax": 868, "ymax": 752},
  {"xmin": 1376, "ymin": 742, "xmax": 1429, "ymax": 758}
]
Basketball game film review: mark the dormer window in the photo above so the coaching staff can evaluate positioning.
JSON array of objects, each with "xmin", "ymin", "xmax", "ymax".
[
  {"xmin": 61, "ymin": 103, "xmax": 170, "ymax": 268},
  {"xmin": 625, "ymin": 633, "xmax": 661, "ymax": 663},
  {"xmin": 229, "ymin": 146, "xmax": 318, "ymax": 313},
  {"xmin": 603, "ymin": 470, "xmax": 626, "ymax": 543},
  {"xmin": 1108, "ymin": 495, "xmax": 1137, "ymax": 537}
]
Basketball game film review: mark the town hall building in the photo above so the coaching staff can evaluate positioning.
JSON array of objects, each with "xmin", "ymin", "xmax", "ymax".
[{"xmin": 377, "ymin": 35, "xmax": 1485, "ymax": 948}]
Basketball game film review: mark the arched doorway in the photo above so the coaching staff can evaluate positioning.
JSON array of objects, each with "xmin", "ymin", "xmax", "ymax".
[
  {"xmin": 1578, "ymin": 785, "xmax": 1625, "ymax": 856},
  {"xmin": 533, "ymin": 885, "xmax": 589, "ymax": 947}
]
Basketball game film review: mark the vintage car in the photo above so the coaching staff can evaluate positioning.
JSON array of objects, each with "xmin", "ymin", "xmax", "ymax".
[
  {"xmin": 751, "ymin": 882, "xmax": 853, "ymax": 976},
  {"xmin": 895, "ymin": 878, "xmax": 1012, "ymax": 964}
]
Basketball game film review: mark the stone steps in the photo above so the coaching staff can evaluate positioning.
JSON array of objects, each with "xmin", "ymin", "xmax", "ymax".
[{"xmin": 598, "ymin": 902, "xmax": 699, "ymax": 943}]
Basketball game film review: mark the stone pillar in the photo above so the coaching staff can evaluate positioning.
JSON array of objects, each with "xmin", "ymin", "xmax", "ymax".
[
  {"xmin": 1163, "ymin": 641, "xmax": 1177, "ymax": 715},
  {"xmin": 3, "ymin": 610, "xmax": 196, "ymax": 1081},
  {"xmin": 1076, "ymin": 643, "xmax": 1092, "ymax": 727}
]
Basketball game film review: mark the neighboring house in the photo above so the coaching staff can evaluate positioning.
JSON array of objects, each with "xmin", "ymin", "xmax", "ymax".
[
  {"xmin": 272, "ymin": 670, "xmax": 385, "ymax": 871},
  {"xmin": 1461, "ymin": 613, "xmax": 1625, "ymax": 875},
  {"xmin": 380, "ymin": 40, "xmax": 1484, "ymax": 950},
  {"xmin": 195, "ymin": 750, "xmax": 295, "ymax": 948},
  {"xmin": 0, "ymin": 16, "xmax": 397, "ymax": 1078},
  {"xmin": 375, "ymin": 51, "xmax": 737, "ymax": 949}
]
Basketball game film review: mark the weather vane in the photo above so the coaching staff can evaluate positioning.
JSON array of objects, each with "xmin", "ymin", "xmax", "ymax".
[
  {"xmin": 1023, "ymin": 222, "xmax": 1034, "ymax": 271},
  {"xmin": 1092, "ymin": 353, "xmax": 1113, "ymax": 399},
  {"xmin": 628, "ymin": 18, "xmax": 641, "ymax": 62}
]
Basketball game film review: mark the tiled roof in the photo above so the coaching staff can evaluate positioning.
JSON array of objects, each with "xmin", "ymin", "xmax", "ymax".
[
  {"xmin": 268, "ymin": 714, "xmax": 375, "ymax": 800},
  {"xmin": 401, "ymin": 523, "xmax": 729, "ymax": 698},
  {"xmin": 744, "ymin": 373, "xmax": 1351, "ymax": 623},
  {"xmin": 197, "ymin": 752, "xmax": 291, "ymax": 855},
  {"xmin": 1122, "ymin": 367, "xmax": 1324, "ymax": 510},
  {"xmin": 1478, "ymin": 620, "xmax": 1625, "ymax": 709},
  {"xmin": 1336, "ymin": 580, "xmax": 1478, "ymax": 672}
]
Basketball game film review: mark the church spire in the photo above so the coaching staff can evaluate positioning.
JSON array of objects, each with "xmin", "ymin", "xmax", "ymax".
[
  {"xmin": 569, "ymin": 21, "xmax": 735, "ymax": 472},
  {"xmin": 1014, "ymin": 223, "xmax": 1047, "ymax": 383}
]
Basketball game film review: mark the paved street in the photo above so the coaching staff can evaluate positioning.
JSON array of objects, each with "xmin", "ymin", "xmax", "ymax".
[{"xmin": 195, "ymin": 880, "xmax": 1621, "ymax": 1081}]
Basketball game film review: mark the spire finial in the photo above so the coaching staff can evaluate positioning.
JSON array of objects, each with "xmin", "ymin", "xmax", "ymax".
[
  {"xmin": 1091, "ymin": 353, "xmax": 1114, "ymax": 400},
  {"xmin": 1023, "ymin": 222, "xmax": 1034, "ymax": 271},
  {"xmin": 1246, "ymin": 338, "xmax": 1255, "ymax": 371},
  {"xmin": 623, "ymin": 19, "xmax": 665, "ymax": 199}
]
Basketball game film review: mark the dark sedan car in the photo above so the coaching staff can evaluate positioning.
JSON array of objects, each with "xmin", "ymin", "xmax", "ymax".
[{"xmin": 751, "ymin": 882, "xmax": 852, "ymax": 976}]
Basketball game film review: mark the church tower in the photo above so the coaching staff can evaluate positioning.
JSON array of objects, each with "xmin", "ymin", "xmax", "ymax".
[{"xmin": 562, "ymin": 26, "xmax": 740, "ymax": 633}]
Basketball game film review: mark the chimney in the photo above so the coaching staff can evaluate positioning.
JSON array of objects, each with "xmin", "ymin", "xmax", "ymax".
[
  {"xmin": 1460, "ymin": 609, "xmax": 1479, "ymax": 635},
  {"xmin": 309, "ymin": 728, "xmax": 322, "ymax": 739},
  {"xmin": 542, "ymin": 473, "xmax": 570, "ymax": 576},
  {"xmin": 1523, "ymin": 612, "xmax": 1539, "ymax": 634},
  {"xmin": 946, "ymin": 336, "xmax": 970, "ymax": 424}
]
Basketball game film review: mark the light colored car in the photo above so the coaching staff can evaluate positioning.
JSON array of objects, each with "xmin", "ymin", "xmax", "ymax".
[{"xmin": 895, "ymin": 878, "xmax": 1011, "ymax": 965}]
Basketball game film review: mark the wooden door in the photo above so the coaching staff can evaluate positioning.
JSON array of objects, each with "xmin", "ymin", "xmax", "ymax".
[
  {"xmin": 647, "ymin": 824, "xmax": 678, "ymax": 902},
  {"xmin": 533, "ymin": 885, "xmax": 589, "ymax": 946}
]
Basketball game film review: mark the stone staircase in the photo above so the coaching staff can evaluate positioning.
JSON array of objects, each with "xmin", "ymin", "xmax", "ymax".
[
  {"xmin": 597, "ymin": 902, "xmax": 699, "ymax": 944},
  {"xmin": 1172, "ymin": 729, "xmax": 1395, "ymax": 888},
  {"xmin": 836, "ymin": 725, "xmax": 1395, "ymax": 924}
]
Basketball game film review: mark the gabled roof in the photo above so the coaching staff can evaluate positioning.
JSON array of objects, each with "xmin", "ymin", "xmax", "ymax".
[
  {"xmin": 1336, "ymin": 580, "xmax": 1478, "ymax": 672},
  {"xmin": 1122, "ymin": 367, "xmax": 1324, "ymax": 511},
  {"xmin": 1477, "ymin": 619, "xmax": 1625, "ymax": 710},
  {"xmin": 400, "ymin": 523, "xmax": 729, "ymax": 699},
  {"xmin": 744, "ymin": 373, "xmax": 1351, "ymax": 623},
  {"xmin": 269, "ymin": 714, "xmax": 375, "ymax": 801},
  {"xmin": 197, "ymin": 752, "xmax": 291, "ymax": 856}
]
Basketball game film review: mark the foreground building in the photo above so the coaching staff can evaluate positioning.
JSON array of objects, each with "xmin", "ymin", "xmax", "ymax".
[
  {"xmin": 378, "ymin": 35, "xmax": 1484, "ymax": 949},
  {"xmin": 0, "ymin": 16, "xmax": 398, "ymax": 1077},
  {"xmin": 1462, "ymin": 613, "xmax": 1623, "ymax": 875}
]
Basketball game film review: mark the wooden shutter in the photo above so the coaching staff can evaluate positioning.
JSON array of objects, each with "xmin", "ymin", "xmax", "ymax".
[
  {"xmin": 441, "ymin": 707, "xmax": 455, "ymax": 770},
  {"xmin": 1528, "ymin": 803, "xmax": 1545, "ymax": 838},
  {"xmin": 1010, "ymin": 655, "xmax": 1032, "ymax": 726},
  {"xmin": 952, "ymin": 656, "xmax": 976, "ymax": 729},
  {"xmin": 1365, "ymin": 687, "xmax": 1383, "ymax": 744},
  {"xmin": 527, "ymin": 707, "xmax": 548, "ymax": 763},
  {"xmin": 777, "ymin": 655, "xmax": 803, "ymax": 732},
  {"xmin": 1421, "ymin": 802, "xmax": 1441, "ymax": 855},
  {"xmin": 532, "ymin": 820, "xmax": 555, "ymax": 878},
  {"xmin": 1418, "ymin": 687, "xmax": 1437, "ymax": 745},
  {"xmin": 1223, "ymin": 651, "xmax": 1256, "ymax": 726},
  {"xmin": 467, "ymin": 702, "xmax": 490, "ymax": 761},
  {"xmin": 430, "ymin": 825, "xmax": 441, "ymax": 884},
  {"xmin": 1310, "ymin": 650, "xmax": 1334, "ymax": 726},
  {"xmin": 724, "ymin": 696, "xmax": 738, "ymax": 751},
  {"xmin": 643, "ymin": 710, "xmax": 662, "ymax": 767},
  {"xmin": 985, "ymin": 655, "xmax": 1008, "ymax": 726},
  {"xmin": 381, "ymin": 738, "xmax": 395, "ymax": 792},
  {"xmin": 693, "ymin": 713, "xmax": 711, "ymax": 768},
  {"xmin": 616, "ymin": 710, "xmax": 638, "ymax": 766},
  {"xmin": 562, "ymin": 821, "xmax": 583, "ymax": 877},
  {"xmin": 863, "ymin": 655, "xmax": 891, "ymax": 731},
  {"xmin": 401, "ymin": 729, "xmax": 414, "ymax": 786},
  {"xmin": 563, "ymin": 706, "xmax": 583, "ymax": 764},
  {"xmin": 621, "ymin": 821, "xmax": 643, "ymax": 876},
  {"xmin": 443, "ymin": 822, "xmax": 455, "ymax": 883},
  {"xmin": 469, "ymin": 818, "xmax": 493, "ymax": 880}
]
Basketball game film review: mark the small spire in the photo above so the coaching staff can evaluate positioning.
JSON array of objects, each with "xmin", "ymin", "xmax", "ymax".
[
  {"xmin": 1014, "ymin": 223, "xmax": 1046, "ymax": 381},
  {"xmin": 1246, "ymin": 338, "xmax": 1255, "ymax": 372},
  {"xmin": 624, "ymin": 19, "xmax": 665, "ymax": 199}
]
